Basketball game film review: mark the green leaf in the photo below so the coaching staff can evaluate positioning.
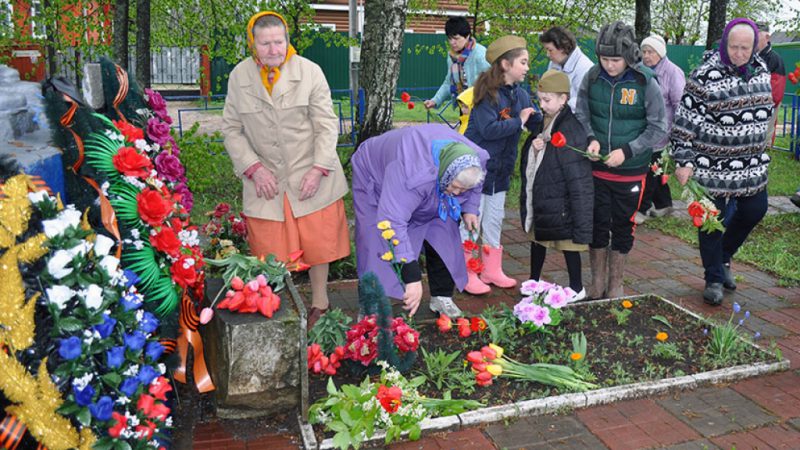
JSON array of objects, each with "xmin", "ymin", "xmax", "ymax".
[
  {"xmin": 332, "ymin": 430, "xmax": 352, "ymax": 450},
  {"xmin": 651, "ymin": 315, "xmax": 673, "ymax": 329},
  {"xmin": 102, "ymin": 372, "xmax": 122, "ymax": 387},
  {"xmin": 327, "ymin": 420, "xmax": 348, "ymax": 433},
  {"xmin": 341, "ymin": 384, "xmax": 363, "ymax": 399},
  {"xmin": 326, "ymin": 377, "xmax": 338, "ymax": 395},
  {"xmin": 115, "ymin": 441, "xmax": 132, "ymax": 450},
  {"xmin": 409, "ymin": 423, "xmax": 422, "ymax": 441},
  {"xmin": 76, "ymin": 407, "xmax": 92, "ymax": 427},
  {"xmin": 91, "ymin": 438, "xmax": 115, "ymax": 450},
  {"xmin": 339, "ymin": 408, "xmax": 354, "ymax": 427},
  {"xmin": 58, "ymin": 317, "xmax": 86, "ymax": 332}
]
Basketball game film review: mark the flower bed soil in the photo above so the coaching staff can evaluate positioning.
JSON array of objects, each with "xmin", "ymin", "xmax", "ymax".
[{"xmin": 307, "ymin": 295, "xmax": 778, "ymax": 442}]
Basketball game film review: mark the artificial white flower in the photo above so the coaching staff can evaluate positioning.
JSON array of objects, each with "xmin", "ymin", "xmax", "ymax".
[
  {"xmin": 130, "ymin": 229, "xmax": 141, "ymax": 239},
  {"xmin": 67, "ymin": 241, "xmax": 92, "ymax": 258},
  {"xmin": 122, "ymin": 176, "xmax": 146, "ymax": 189},
  {"xmin": 134, "ymin": 139, "xmax": 149, "ymax": 150},
  {"xmin": 123, "ymin": 364, "xmax": 139, "ymax": 377},
  {"xmin": 60, "ymin": 206, "xmax": 82, "ymax": 229},
  {"xmin": 133, "ymin": 240, "xmax": 144, "ymax": 250},
  {"xmin": 46, "ymin": 285, "xmax": 75, "ymax": 310},
  {"xmin": 94, "ymin": 234, "xmax": 116, "ymax": 256},
  {"xmin": 27, "ymin": 190, "xmax": 49, "ymax": 204},
  {"xmin": 101, "ymin": 181, "xmax": 110, "ymax": 196},
  {"xmin": 47, "ymin": 250, "xmax": 74, "ymax": 279},
  {"xmin": 73, "ymin": 372, "xmax": 94, "ymax": 390},
  {"xmin": 158, "ymin": 363, "xmax": 166, "ymax": 374},
  {"xmin": 99, "ymin": 254, "xmax": 120, "ymax": 276},
  {"xmin": 116, "ymin": 396, "xmax": 131, "ymax": 405},
  {"xmin": 150, "ymin": 176, "xmax": 164, "ymax": 189},
  {"xmin": 178, "ymin": 229, "xmax": 200, "ymax": 247},
  {"xmin": 82, "ymin": 284, "xmax": 104, "ymax": 309},
  {"xmin": 41, "ymin": 218, "xmax": 67, "ymax": 238}
]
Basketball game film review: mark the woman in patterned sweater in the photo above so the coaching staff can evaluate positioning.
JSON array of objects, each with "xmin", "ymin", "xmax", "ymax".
[{"xmin": 670, "ymin": 18, "xmax": 773, "ymax": 306}]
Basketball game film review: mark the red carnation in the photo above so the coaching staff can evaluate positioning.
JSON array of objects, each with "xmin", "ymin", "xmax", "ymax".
[
  {"xmin": 462, "ymin": 240, "xmax": 479, "ymax": 252},
  {"xmin": 150, "ymin": 227, "xmax": 183, "ymax": 258},
  {"xmin": 113, "ymin": 146, "xmax": 153, "ymax": 178},
  {"xmin": 466, "ymin": 257, "xmax": 484, "ymax": 274},
  {"xmin": 171, "ymin": 254, "xmax": 199, "ymax": 288},
  {"xmin": 137, "ymin": 188, "xmax": 173, "ymax": 227},
  {"xmin": 113, "ymin": 119, "xmax": 145, "ymax": 143}
]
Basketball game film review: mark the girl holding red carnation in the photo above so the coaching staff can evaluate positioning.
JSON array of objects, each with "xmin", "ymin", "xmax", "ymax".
[{"xmin": 519, "ymin": 70, "xmax": 593, "ymax": 300}]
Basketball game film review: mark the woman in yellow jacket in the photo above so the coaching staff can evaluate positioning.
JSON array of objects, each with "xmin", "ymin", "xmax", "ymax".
[{"xmin": 222, "ymin": 11, "xmax": 350, "ymax": 328}]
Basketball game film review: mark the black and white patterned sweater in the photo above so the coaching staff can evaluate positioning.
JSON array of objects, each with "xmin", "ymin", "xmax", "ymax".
[{"xmin": 670, "ymin": 51, "xmax": 773, "ymax": 197}]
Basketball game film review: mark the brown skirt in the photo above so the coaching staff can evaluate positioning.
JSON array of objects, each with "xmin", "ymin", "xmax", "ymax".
[{"xmin": 246, "ymin": 194, "xmax": 350, "ymax": 266}]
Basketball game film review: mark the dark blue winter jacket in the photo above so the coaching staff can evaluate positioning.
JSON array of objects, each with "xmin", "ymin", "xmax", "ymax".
[{"xmin": 464, "ymin": 84, "xmax": 541, "ymax": 194}]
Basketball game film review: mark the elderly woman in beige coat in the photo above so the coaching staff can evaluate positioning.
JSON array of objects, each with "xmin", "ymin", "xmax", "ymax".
[{"xmin": 223, "ymin": 11, "xmax": 350, "ymax": 328}]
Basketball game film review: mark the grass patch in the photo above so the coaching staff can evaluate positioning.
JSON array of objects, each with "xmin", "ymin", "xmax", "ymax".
[
  {"xmin": 764, "ymin": 148, "xmax": 799, "ymax": 196},
  {"xmin": 644, "ymin": 213, "xmax": 800, "ymax": 286}
]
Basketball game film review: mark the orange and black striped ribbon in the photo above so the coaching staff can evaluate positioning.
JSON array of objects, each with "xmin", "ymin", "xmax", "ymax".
[
  {"xmin": 159, "ymin": 338, "xmax": 177, "ymax": 355},
  {"xmin": 82, "ymin": 176, "xmax": 122, "ymax": 259},
  {"xmin": 174, "ymin": 290, "xmax": 215, "ymax": 393},
  {"xmin": 58, "ymin": 94, "xmax": 84, "ymax": 173},
  {"xmin": 112, "ymin": 65, "xmax": 129, "ymax": 122},
  {"xmin": 0, "ymin": 414, "xmax": 37, "ymax": 450},
  {"xmin": 0, "ymin": 175, "xmax": 52, "ymax": 199}
]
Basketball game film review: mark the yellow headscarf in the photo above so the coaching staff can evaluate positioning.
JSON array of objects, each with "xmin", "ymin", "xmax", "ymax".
[
  {"xmin": 456, "ymin": 87, "xmax": 474, "ymax": 135},
  {"xmin": 246, "ymin": 11, "xmax": 298, "ymax": 94}
]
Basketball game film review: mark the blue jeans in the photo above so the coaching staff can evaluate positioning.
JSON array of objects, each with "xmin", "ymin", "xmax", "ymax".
[{"xmin": 698, "ymin": 189, "xmax": 768, "ymax": 284}]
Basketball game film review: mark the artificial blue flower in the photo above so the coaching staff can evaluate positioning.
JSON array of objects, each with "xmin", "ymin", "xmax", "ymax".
[
  {"xmin": 88, "ymin": 395, "xmax": 114, "ymax": 421},
  {"xmin": 123, "ymin": 269, "xmax": 140, "ymax": 288},
  {"xmin": 139, "ymin": 311, "xmax": 159, "ymax": 334},
  {"xmin": 106, "ymin": 346, "xmax": 126, "ymax": 369},
  {"xmin": 145, "ymin": 341, "xmax": 164, "ymax": 362},
  {"xmin": 93, "ymin": 314, "xmax": 117, "ymax": 339},
  {"xmin": 58, "ymin": 336, "xmax": 82, "ymax": 360},
  {"xmin": 72, "ymin": 383, "xmax": 95, "ymax": 407},
  {"xmin": 124, "ymin": 331, "xmax": 146, "ymax": 352},
  {"xmin": 120, "ymin": 377, "xmax": 140, "ymax": 397},
  {"xmin": 120, "ymin": 291, "xmax": 143, "ymax": 312},
  {"xmin": 733, "ymin": 302, "xmax": 741, "ymax": 313},
  {"xmin": 138, "ymin": 365, "xmax": 159, "ymax": 385}
]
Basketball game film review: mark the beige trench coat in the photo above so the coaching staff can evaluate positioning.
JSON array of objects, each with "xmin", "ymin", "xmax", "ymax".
[{"xmin": 222, "ymin": 55, "xmax": 348, "ymax": 221}]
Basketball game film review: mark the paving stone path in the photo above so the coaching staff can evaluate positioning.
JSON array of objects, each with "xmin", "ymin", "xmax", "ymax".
[{"xmin": 194, "ymin": 207, "xmax": 800, "ymax": 449}]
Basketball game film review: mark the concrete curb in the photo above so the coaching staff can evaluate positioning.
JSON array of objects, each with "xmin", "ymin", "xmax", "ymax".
[{"xmin": 302, "ymin": 294, "xmax": 789, "ymax": 450}]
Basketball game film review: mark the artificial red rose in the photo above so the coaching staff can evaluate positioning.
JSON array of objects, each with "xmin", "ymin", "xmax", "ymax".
[
  {"xmin": 137, "ymin": 394, "xmax": 156, "ymax": 416},
  {"xmin": 137, "ymin": 188, "xmax": 173, "ymax": 226},
  {"xmin": 232, "ymin": 218, "xmax": 247, "ymax": 237},
  {"xmin": 113, "ymin": 119, "xmax": 145, "ymax": 143},
  {"xmin": 376, "ymin": 385, "xmax": 402, "ymax": 413},
  {"xmin": 462, "ymin": 240, "xmax": 479, "ymax": 252},
  {"xmin": 393, "ymin": 325, "xmax": 419, "ymax": 353},
  {"xmin": 113, "ymin": 146, "xmax": 153, "ymax": 178},
  {"xmin": 148, "ymin": 402, "xmax": 171, "ymax": 420},
  {"xmin": 687, "ymin": 201, "xmax": 705, "ymax": 218},
  {"xmin": 407, "ymin": 101, "xmax": 415, "ymax": 110},
  {"xmin": 149, "ymin": 376, "xmax": 173, "ymax": 401},
  {"xmin": 150, "ymin": 227, "xmax": 182, "ymax": 258},
  {"xmin": 171, "ymin": 254, "xmax": 199, "ymax": 288},
  {"xmin": 400, "ymin": 92, "xmax": 411, "ymax": 103},
  {"xmin": 108, "ymin": 412, "xmax": 127, "ymax": 438},
  {"xmin": 213, "ymin": 203, "xmax": 231, "ymax": 218},
  {"xmin": 692, "ymin": 216, "xmax": 704, "ymax": 228},
  {"xmin": 550, "ymin": 131, "xmax": 567, "ymax": 148},
  {"xmin": 134, "ymin": 421, "xmax": 157, "ymax": 440},
  {"xmin": 466, "ymin": 257, "xmax": 484, "ymax": 273},
  {"xmin": 470, "ymin": 317, "xmax": 487, "ymax": 332}
]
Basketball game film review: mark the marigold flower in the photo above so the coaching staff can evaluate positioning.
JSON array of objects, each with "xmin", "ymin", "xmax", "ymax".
[
  {"xmin": 570, "ymin": 352, "xmax": 583, "ymax": 361},
  {"xmin": 377, "ymin": 220, "xmax": 391, "ymax": 230},
  {"xmin": 621, "ymin": 300, "xmax": 633, "ymax": 309},
  {"xmin": 656, "ymin": 332, "xmax": 668, "ymax": 342},
  {"xmin": 381, "ymin": 229, "xmax": 396, "ymax": 240},
  {"xmin": 380, "ymin": 251, "xmax": 393, "ymax": 261}
]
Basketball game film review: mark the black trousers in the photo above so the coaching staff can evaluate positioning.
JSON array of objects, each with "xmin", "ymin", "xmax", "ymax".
[
  {"xmin": 640, "ymin": 152, "xmax": 673, "ymax": 212},
  {"xmin": 424, "ymin": 241, "xmax": 455, "ymax": 297},
  {"xmin": 591, "ymin": 176, "xmax": 645, "ymax": 254}
]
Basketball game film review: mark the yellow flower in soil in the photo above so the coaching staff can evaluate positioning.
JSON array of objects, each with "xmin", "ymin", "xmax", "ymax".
[
  {"xmin": 382, "ymin": 229, "xmax": 396, "ymax": 240},
  {"xmin": 486, "ymin": 364, "xmax": 503, "ymax": 376},
  {"xmin": 656, "ymin": 332, "xmax": 668, "ymax": 342},
  {"xmin": 570, "ymin": 352, "xmax": 583, "ymax": 361},
  {"xmin": 377, "ymin": 220, "xmax": 391, "ymax": 230},
  {"xmin": 381, "ymin": 251, "xmax": 393, "ymax": 261},
  {"xmin": 488, "ymin": 343, "xmax": 504, "ymax": 359},
  {"xmin": 621, "ymin": 300, "xmax": 633, "ymax": 309}
]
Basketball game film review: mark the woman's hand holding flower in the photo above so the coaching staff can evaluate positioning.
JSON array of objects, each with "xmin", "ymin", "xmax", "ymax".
[
  {"xmin": 403, "ymin": 281, "xmax": 423, "ymax": 316},
  {"xmin": 462, "ymin": 213, "xmax": 479, "ymax": 232},
  {"xmin": 586, "ymin": 140, "xmax": 601, "ymax": 160},
  {"xmin": 252, "ymin": 166, "xmax": 279, "ymax": 199},
  {"xmin": 605, "ymin": 149, "xmax": 626, "ymax": 168}
]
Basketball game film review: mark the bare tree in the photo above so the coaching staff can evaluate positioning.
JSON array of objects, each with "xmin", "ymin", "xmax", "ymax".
[
  {"xmin": 635, "ymin": 0, "xmax": 652, "ymax": 42},
  {"xmin": 706, "ymin": 0, "xmax": 728, "ymax": 49},
  {"xmin": 135, "ymin": 0, "xmax": 151, "ymax": 88},
  {"xmin": 113, "ymin": 0, "xmax": 130, "ymax": 69},
  {"xmin": 357, "ymin": 0, "xmax": 409, "ymax": 145}
]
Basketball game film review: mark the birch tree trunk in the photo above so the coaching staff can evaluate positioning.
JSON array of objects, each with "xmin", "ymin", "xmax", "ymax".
[
  {"xmin": 706, "ymin": 0, "xmax": 728, "ymax": 49},
  {"xmin": 356, "ymin": 0, "xmax": 409, "ymax": 146},
  {"xmin": 113, "ymin": 0, "xmax": 130, "ymax": 69}
]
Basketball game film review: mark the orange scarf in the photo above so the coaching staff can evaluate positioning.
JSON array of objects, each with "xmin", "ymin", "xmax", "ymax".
[
  {"xmin": 246, "ymin": 11, "xmax": 298, "ymax": 95},
  {"xmin": 259, "ymin": 45, "xmax": 297, "ymax": 94}
]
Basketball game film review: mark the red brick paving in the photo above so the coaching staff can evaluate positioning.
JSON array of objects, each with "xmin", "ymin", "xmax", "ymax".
[
  {"xmin": 732, "ymin": 372, "xmax": 800, "ymax": 419},
  {"xmin": 711, "ymin": 423, "xmax": 800, "ymax": 449}
]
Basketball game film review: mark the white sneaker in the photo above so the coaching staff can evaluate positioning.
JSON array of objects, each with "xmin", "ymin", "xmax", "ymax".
[
  {"xmin": 570, "ymin": 288, "xmax": 587, "ymax": 302},
  {"xmin": 429, "ymin": 296, "xmax": 463, "ymax": 317},
  {"xmin": 649, "ymin": 206, "xmax": 673, "ymax": 218},
  {"xmin": 634, "ymin": 211, "xmax": 648, "ymax": 225}
]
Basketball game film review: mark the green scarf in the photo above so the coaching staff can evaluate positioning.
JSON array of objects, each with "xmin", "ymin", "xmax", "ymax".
[{"xmin": 438, "ymin": 142, "xmax": 477, "ymax": 179}]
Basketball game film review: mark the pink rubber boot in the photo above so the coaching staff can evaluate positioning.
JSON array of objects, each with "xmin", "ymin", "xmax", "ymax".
[{"xmin": 479, "ymin": 245, "xmax": 517, "ymax": 288}]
